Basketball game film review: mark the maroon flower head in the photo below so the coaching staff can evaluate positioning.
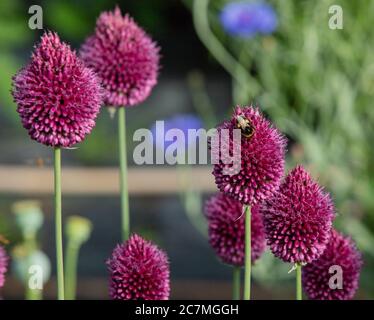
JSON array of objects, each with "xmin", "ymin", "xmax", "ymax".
[
  {"xmin": 80, "ymin": 6, "xmax": 160, "ymax": 107},
  {"xmin": 212, "ymin": 106, "xmax": 286, "ymax": 206},
  {"xmin": 12, "ymin": 32, "xmax": 102, "ymax": 148},
  {"xmin": 107, "ymin": 234, "xmax": 170, "ymax": 300},
  {"xmin": 303, "ymin": 229, "xmax": 362, "ymax": 300},
  {"xmin": 262, "ymin": 165, "xmax": 335, "ymax": 264},
  {"xmin": 0, "ymin": 245, "xmax": 8, "ymax": 288},
  {"xmin": 205, "ymin": 193, "xmax": 266, "ymax": 266}
]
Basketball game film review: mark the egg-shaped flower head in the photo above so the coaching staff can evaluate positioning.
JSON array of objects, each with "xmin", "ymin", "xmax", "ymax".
[
  {"xmin": 205, "ymin": 193, "xmax": 266, "ymax": 266},
  {"xmin": 262, "ymin": 165, "xmax": 335, "ymax": 264},
  {"xmin": 302, "ymin": 229, "xmax": 362, "ymax": 300},
  {"xmin": 107, "ymin": 234, "xmax": 170, "ymax": 300},
  {"xmin": 12, "ymin": 32, "xmax": 103, "ymax": 148},
  {"xmin": 212, "ymin": 106, "xmax": 286, "ymax": 206},
  {"xmin": 80, "ymin": 6, "xmax": 160, "ymax": 107},
  {"xmin": 0, "ymin": 245, "xmax": 8, "ymax": 288}
]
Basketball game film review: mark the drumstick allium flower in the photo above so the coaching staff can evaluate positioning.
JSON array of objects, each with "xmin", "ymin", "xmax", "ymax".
[
  {"xmin": 205, "ymin": 193, "xmax": 266, "ymax": 266},
  {"xmin": 211, "ymin": 105, "xmax": 285, "ymax": 300},
  {"xmin": 0, "ymin": 245, "xmax": 8, "ymax": 288},
  {"xmin": 80, "ymin": 6, "xmax": 160, "ymax": 241},
  {"xmin": 107, "ymin": 234, "xmax": 170, "ymax": 300},
  {"xmin": 302, "ymin": 230, "xmax": 362, "ymax": 300},
  {"xmin": 80, "ymin": 6, "xmax": 160, "ymax": 107},
  {"xmin": 12, "ymin": 31, "xmax": 102, "ymax": 299},
  {"xmin": 212, "ymin": 106, "xmax": 286, "ymax": 206},
  {"xmin": 262, "ymin": 165, "xmax": 335, "ymax": 264},
  {"xmin": 12, "ymin": 31, "xmax": 102, "ymax": 147}
]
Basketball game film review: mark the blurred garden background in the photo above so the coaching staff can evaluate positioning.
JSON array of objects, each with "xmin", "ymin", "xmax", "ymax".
[{"xmin": 0, "ymin": 0, "xmax": 373, "ymax": 299}]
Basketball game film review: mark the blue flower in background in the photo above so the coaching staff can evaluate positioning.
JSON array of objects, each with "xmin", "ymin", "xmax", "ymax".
[
  {"xmin": 220, "ymin": 1, "xmax": 277, "ymax": 38},
  {"xmin": 151, "ymin": 114, "xmax": 204, "ymax": 150}
]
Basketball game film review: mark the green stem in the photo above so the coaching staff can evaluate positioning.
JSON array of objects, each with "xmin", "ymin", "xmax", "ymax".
[
  {"xmin": 296, "ymin": 263, "xmax": 302, "ymax": 300},
  {"xmin": 118, "ymin": 107, "xmax": 130, "ymax": 241},
  {"xmin": 26, "ymin": 287, "xmax": 42, "ymax": 300},
  {"xmin": 25, "ymin": 234, "xmax": 38, "ymax": 251},
  {"xmin": 232, "ymin": 266, "xmax": 241, "ymax": 300},
  {"xmin": 192, "ymin": 0, "xmax": 249, "ymax": 87},
  {"xmin": 192, "ymin": 0, "xmax": 260, "ymax": 102},
  {"xmin": 244, "ymin": 205, "xmax": 251, "ymax": 300},
  {"xmin": 54, "ymin": 147, "xmax": 64, "ymax": 300},
  {"xmin": 65, "ymin": 242, "xmax": 80, "ymax": 300}
]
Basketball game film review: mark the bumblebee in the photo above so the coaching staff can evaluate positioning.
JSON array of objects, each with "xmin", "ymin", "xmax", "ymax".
[{"xmin": 235, "ymin": 114, "xmax": 255, "ymax": 138}]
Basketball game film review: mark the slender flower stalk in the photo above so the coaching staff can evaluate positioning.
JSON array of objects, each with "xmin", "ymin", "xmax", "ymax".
[
  {"xmin": 54, "ymin": 147, "xmax": 64, "ymax": 300},
  {"xmin": 65, "ymin": 241, "xmax": 78, "ymax": 300},
  {"xmin": 296, "ymin": 264, "xmax": 302, "ymax": 300},
  {"xmin": 244, "ymin": 205, "xmax": 251, "ymax": 300},
  {"xmin": 232, "ymin": 266, "xmax": 241, "ymax": 300},
  {"xmin": 118, "ymin": 107, "xmax": 130, "ymax": 240}
]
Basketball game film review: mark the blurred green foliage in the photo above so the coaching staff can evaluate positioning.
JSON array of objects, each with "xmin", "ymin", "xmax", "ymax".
[{"xmin": 0, "ymin": 0, "xmax": 31, "ymax": 124}]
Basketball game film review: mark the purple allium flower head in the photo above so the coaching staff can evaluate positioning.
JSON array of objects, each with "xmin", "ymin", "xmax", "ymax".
[
  {"xmin": 0, "ymin": 245, "xmax": 8, "ymax": 288},
  {"xmin": 12, "ymin": 32, "xmax": 103, "ymax": 148},
  {"xmin": 107, "ymin": 234, "xmax": 170, "ymax": 300},
  {"xmin": 262, "ymin": 165, "xmax": 335, "ymax": 264},
  {"xmin": 204, "ymin": 193, "xmax": 266, "ymax": 266},
  {"xmin": 220, "ymin": 1, "xmax": 277, "ymax": 38},
  {"xmin": 303, "ymin": 230, "xmax": 362, "ymax": 300},
  {"xmin": 80, "ymin": 6, "xmax": 160, "ymax": 107},
  {"xmin": 212, "ymin": 106, "xmax": 286, "ymax": 206},
  {"xmin": 151, "ymin": 114, "xmax": 204, "ymax": 150}
]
